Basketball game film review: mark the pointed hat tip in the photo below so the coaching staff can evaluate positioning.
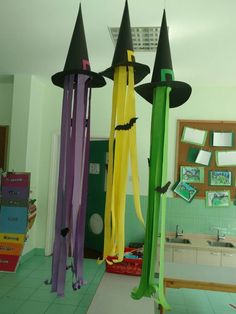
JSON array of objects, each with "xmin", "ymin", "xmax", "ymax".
[
  {"xmin": 124, "ymin": 0, "xmax": 129, "ymax": 13},
  {"xmin": 162, "ymin": 9, "xmax": 167, "ymax": 24},
  {"xmin": 78, "ymin": 2, "xmax": 82, "ymax": 14}
]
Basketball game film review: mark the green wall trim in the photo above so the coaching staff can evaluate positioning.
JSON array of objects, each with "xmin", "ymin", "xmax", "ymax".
[
  {"xmin": 34, "ymin": 248, "xmax": 45, "ymax": 256},
  {"xmin": 20, "ymin": 249, "xmax": 35, "ymax": 264}
]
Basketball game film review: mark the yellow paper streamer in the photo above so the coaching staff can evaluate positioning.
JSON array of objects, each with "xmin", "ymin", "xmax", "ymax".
[{"xmin": 99, "ymin": 51, "xmax": 145, "ymax": 264}]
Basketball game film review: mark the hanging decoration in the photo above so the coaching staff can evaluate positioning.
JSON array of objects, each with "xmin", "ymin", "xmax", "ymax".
[
  {"xmin": 98, "ymin": 0, "xmax": 150, "ymax": 264},
  {"xmin": 131, "ymin": 10, "xmax": 192, "ymax": 310},
  {"xmin": 48, "ymin": 4, "xmax": 106, "ymax": 296}
]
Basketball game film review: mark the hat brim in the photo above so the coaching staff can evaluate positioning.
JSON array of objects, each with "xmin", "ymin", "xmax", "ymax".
[
  {"xmin": 135, "ymin": 81, "xmax": 192, "ymax": 108},
  {"xmin": 100, "ymin": 61, "xmax": 150, "ymax": 85},
  {"xmin": 51, "ymin": 69, "xmax": 106, "ymax": 88}
]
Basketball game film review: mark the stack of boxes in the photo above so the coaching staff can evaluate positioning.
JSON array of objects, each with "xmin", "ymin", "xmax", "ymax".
[{"xmin": 0, "ymin": 172, "xmax": 30, "ymax": 272}]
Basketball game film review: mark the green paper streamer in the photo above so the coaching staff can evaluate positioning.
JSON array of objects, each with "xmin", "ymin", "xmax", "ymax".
[{"xmin": 131, "ymin": 86, "xmax": 171, "ymax": 310}]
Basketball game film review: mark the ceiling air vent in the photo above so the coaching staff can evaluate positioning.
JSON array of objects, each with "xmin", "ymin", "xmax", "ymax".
[{"xmin": 109, "ymin": 26, "xmax": 160, "ymax": 52}]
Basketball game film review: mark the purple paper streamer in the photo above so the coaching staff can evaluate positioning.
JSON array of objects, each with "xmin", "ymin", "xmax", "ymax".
[
  {"xmin": 70, "ymin": 75, "xmax": 88, "ymax": 252},
  {"xmin": 72, "ymin": 79, "xmax": 91, "ymax": 287},
  {"xmin": 50, "ymin": 73, "xmax": 91, "ymax": 296},
  {"xmin": 51, "ymin": 75, "xmax": 74, "ymax": 295}
]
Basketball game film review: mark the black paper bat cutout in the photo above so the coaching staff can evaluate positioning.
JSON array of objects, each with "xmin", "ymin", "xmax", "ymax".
[
  {"xmin": 155, "ymin": 181, "xmax": 171, "ymax": 194},
  {"xmin": 60, "ymin": 227, "xmax": 70, "ymax": 237},
  {"xmin": 115, "ymin": 117, "xmax": 138, "ymax": 130}
]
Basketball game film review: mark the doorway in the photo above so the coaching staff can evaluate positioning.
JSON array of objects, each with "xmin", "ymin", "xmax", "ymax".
[
  {"xmin": 84, "ymin": 139, "xmax": 108, "ymax": 258},
  {"xmin": 0, "ymin": 126, "xmax": 9, "ymax": 170}
]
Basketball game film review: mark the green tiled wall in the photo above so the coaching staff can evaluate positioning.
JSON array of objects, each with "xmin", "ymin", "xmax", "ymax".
[
  {"xmin": 126, "ymin": 194, "xmax": 236, "ymax": 244},
  {"xmin": 125, "ymin": 194, "xmax": 148, "ymax": 246},
  {"xmin": 166, "ymin": 197, "xmax": 236, "ymax": 236}
]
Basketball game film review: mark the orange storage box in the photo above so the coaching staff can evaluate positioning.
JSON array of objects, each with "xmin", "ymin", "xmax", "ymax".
[{"xmin": 106, "ymin": 247, "xmax": 143, "ymax": 276}]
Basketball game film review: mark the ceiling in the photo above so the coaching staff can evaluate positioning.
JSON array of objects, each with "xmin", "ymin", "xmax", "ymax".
[{"xmin": 0, "ymin": 0, "xmax": 235, "ymax": 86}]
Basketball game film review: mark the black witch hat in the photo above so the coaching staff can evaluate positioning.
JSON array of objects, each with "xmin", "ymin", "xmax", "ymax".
[
  {"xmin": 52, "ymin": 4, "xmax": 106, "ymax": 88},
  {"xmin": 100, "ymin": 0, "xmax": 150, "ymax": 84},
  {"xmin": 135, "ymin": 10, "xmax": 191, "ymax": 108}
]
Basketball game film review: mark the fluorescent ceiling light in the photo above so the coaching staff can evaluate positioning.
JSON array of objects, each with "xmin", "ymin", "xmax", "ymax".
[{"xmin": 109, "ymin": 26, "xmax": 160, "ymax": 51}]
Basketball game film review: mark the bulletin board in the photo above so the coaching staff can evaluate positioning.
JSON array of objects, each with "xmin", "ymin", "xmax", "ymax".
[{"xmin": 175, "ymin": 120, "xmax": 236, "ymax": 199}]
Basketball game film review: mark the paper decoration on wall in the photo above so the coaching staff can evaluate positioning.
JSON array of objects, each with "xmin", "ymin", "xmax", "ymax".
[
  {"xmin": 206, "ymin": 190, "xmax": 230, "ymax": 207},
  {"xmin": 132, "ymin": 10, "xmax": 191, "ymax": 311},
  {"xmin": 98, "ymin": 1, "xmax": 148, "ymax": 266},
  {"xmin": 49, "ymin": 5, "xmax": 106, "ymax": 297},
  {"xmin": 173, "ymin": 181, "xmax": 197, "ymax": 202},
  {"xmin": 215, "ymin": 151, "xmax": 236, "ymax": 167},
  {"xmin": 211, "ymin": 131, "xmax": 233, "ymax": 147},
  {"xmin": 180, "ymin": 166, "xmax": 204, "ymax": 183},
  {"xmin": 195, "ymin": 149, "xmax": 212, "ymax": 166},
  {"xmin": 181, "ymin": 126, "xmax": 207, "ymax": 146},
  {"xmin": 186, "ymin": 147, "xmax": 200, "ymax": 163},
  {"xmin": 209, "ymin": 170, "xmax": 232, "ymax": 186},
  {"xmin": 0, "ymin": 172, "xmax": 30, "ymax": 273}
]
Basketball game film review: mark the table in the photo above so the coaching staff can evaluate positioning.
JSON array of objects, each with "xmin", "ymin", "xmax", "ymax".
[{"xmin": 159, "ymin": 263, "xmax": 236, "ymax": 314}]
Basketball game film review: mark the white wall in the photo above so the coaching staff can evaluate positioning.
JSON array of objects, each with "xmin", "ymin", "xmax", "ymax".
[
  {"xmin": 0, "ymin": 75, "xmax": 13, "ymax": 125},
  {"xmin": 35, "ymin": 80, "xmax": 62, "ymax": 249},
  {"xmin": 7, "ymin": 74, "xmax": 62, "ymax": 253}
]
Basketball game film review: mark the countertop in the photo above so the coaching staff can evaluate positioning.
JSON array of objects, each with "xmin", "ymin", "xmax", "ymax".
[{"xmin": 165, "ymin": 232, "xmax": 236, "ymax": 253}]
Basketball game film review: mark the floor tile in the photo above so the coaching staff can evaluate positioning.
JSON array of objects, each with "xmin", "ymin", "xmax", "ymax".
[
  {"xmin": 0, "ymin": 276, "xmax": 21, "ymax": 287},
  {"xmin": 229, "ymin": 292, "xmax": 236, "ymax": 303},
  {"xmin": 74, "ymin": 307, "xmax": 89, "ymax": 314},
  {"xmin": 214, "ymin": 309, "xmax": 236, "ymax": 314},
  {"xmin": 207, "ymin": 291, "xmax": 234, "ymax": 313},
  {"xmin": 4, "ymin": 286, "xmax": 36, "ymax": 300},
  {"xmin": 0, "ymin": 255, "xmax": 105, "ymax": 314},
  {"xmin": 79, "ymin": 292, "xmax": 95, "ymax": 308},
  {"xmin": 166, "ymin": 304, "xmax": 188, "ymax": 314},
  {"xmin": 45, "ymin": 303, "xmax": 77, "ymax": 314},
  {"xmin": 0, "ymin": 297, "xmax": 24, "ymax": 313},
  {"xmin": 16, "ymin": 276, "xmax": 44, "ymax": 289},
  {"xmin": 15, "ymin": 300, "xmax": 51, "ymax": 314},
  {"xmin": 29, "ymin": 287, "xmax": 57, "ymax": 303},
  {"xmin": 166, "ymin": 288, "xmax": 185, "ymax": 305},
  {"xmin": 182, "ymin": 289, "xmax": 213, "ymax": 313},
  {"xmin": 187, "ymin": 309, "xmax": 214, "ymax": 314},
  {"xmin": 0, "ymin": 286, "xmax": 13, "ymax": 298},
  {"xmin": 53, "ymin": 290, "xmax": 85, "ymax": 305}
]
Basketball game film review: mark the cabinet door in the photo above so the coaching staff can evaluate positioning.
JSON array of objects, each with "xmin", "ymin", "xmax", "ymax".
[
  {"xmin": 165, "ymin": 247, "xmax": 173, "ymax": 262},
  {"xmin": 221, "ymin": 252, "xmax": 236, "ymax": 267},
  {"xmin": 197, "ymin": 249, "xmax": 221, "ymax": 266},
  {"xmin": 156, "ymin": 246, "xmax": 173, "ymax": 272},
  {"xmin": 173, "ymin": 248, "xmax": 197, "ymax": 264}
]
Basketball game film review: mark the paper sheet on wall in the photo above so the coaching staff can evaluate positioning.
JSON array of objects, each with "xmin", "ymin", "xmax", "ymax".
[
  {"xmin": 213, "ymin": 132, "xmax": 233, "ymax": 147},
  {"xmin": 181, "ymin": 127, "xmax": 207, "ymax": 146},
  {"xmin": 215, "ymin": 151, "xmax": 236, "ymax": 166},
  {"xmin": 195, "ymin": 149, "xmax": 212, "ymax": 166}
]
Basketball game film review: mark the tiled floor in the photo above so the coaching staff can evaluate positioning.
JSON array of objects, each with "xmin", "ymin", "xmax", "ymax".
[
  {"xmin": 1, "ymin": 256, "xmax": 236, "ymax": 314},
  {"xmin": 88, "ymin": 270, "xmax": 236, "ymax": 314},
  {"xmin": 0, "ymin": 255, "xmax": 105, "ymax": 314},
  {"xmin": 156, "ymin": 288, "xmax": 236, "ymax": 314}
]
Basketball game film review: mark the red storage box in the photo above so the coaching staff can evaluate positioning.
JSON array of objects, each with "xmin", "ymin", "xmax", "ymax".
[
  {"xmin": 1, "ymin": 173, "xmax": 30, "ymax": 188},
  {"xmin": 0, "ymin": 254, "xmax": 20, "ymax": 272},
  {"xmin": 106, "ymin": 247, "xmax": 143, "ymax": 276}
]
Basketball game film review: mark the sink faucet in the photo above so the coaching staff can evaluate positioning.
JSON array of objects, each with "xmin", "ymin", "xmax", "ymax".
[
  {"xmin": 217, "ymin": 228, "xmax": 226, "ymax": 241},
  {"xmin": 175, "ymin": 224, "xmax": 183, "ymax": 238}
]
